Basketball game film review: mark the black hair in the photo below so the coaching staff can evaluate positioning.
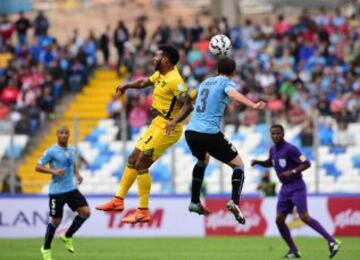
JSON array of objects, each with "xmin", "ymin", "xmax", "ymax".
[
  {"xmin": 158, "ymin": 45, "xmax": 180, "ymax": 65},
  {"xmin": 217, "ymin": 57, "xmax": 236, "ymax": 76},
  {"xmin": 271, "ymin": 124, "xmax": 285, "ymax": 133}
]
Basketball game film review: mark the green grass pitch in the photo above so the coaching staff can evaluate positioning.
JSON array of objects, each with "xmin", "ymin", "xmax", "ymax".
[{"xmin": 0, "ymin": 237, "xmax": 359, "ymax": 260}]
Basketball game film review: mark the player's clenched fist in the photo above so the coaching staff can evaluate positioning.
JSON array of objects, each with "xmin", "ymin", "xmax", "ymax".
[
  {"xmin": 116, "ymin": 84, "xmax": 128, "ymax": 96},
  {"xmin": 252, "ymin": 101, "xmax": 266, "ymax": 110}
]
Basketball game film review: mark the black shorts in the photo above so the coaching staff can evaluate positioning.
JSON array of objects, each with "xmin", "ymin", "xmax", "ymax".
[
  {"xmin": 49, "ymin": 189, "xmax": 88, "ymax": 218},
  {"xmin": 185, "ymin": 130, "xmax": 238, "ymax": 163}
]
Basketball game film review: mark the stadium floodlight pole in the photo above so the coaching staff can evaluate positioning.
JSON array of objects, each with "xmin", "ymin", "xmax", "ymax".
[{"xmin": 312, "ymin": 111, "xmax": 320, "ymax": 194}]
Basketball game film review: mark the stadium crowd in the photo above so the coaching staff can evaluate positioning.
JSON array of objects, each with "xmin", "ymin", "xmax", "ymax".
[
  {"xmin": 1, "ymin": 8, "xmax": 359, "ymax": 138},
  {"xmin": 0, "ymin": 11, "xmax": 95, "ymax": 135},
  {"xmin": 111, "ymin": 8, "xmax": 360, "ymax": 137}
]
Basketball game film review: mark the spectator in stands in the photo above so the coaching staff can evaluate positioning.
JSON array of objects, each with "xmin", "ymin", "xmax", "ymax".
[
  {"xmin": 0, "ymin": 14, "xmax": 14, "ymax": 43},
  {"xmin": 99, "ymin": 25, "xmax": 111, "ymax": 66},
  {"xmin": 257, "ymin": 171, "xmax": 276, "ymax": 197},
  {"xmin": 128, "ymin": 98, "xmax": 148, "ymax": 135},
  {"xmin": 132, "ymin": 19, "xmax": 147, "ymax": 50},
  {"xmin": 107, "ymin": 95, "xmax": 123, "ymax": 119},
  {"xmin": 0, "ymin": 100, "xmax": 10, "ymax": 119},
  {"xmin": 33, "ymin": 11, "xmax": 50, "ymax": 37},
  {"xmin": 333, "ymin": 121, "xmax": 354, "ymax": 147},
  {"xmin": 300, "ymin": 121, "xmax": 314, "ymax": 147},
  {"xmin": 1, "ymin": 79, "xmax": 19, "ymax": 106},
  {"xmin": 40, "ymin": 85, "xmax": 55, "ymax": 119},
  {"xmin": 14, "ymin": 12, "xmax": 31, "ymax": 46},
  {"xmin": 114, "ymin": 20, "xmax": 129, "ymax": 76},
  {"xmin": 190, "ymin": 18, "xmax": 204, "ymax": 44}
]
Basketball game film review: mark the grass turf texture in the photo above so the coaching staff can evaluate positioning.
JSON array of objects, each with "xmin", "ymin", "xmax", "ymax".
[{"xmin": 0, "ymin": 237, "xmax": 359, "ymax": 260}]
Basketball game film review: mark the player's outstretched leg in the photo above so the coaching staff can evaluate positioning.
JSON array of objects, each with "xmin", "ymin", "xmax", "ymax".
[
  {"xmin": 276, "ymin": 213, "xmax": 301, "ymax": 258},
  {"xmin": 299, "ymin": 213, "xmax": 341, "ymax": 259},
  {"xmin": 188, "ymin": 160, "xmax": 211, "ymax": 216},
  {"xmin": 122, "ymin": 169, "xmax": 152, "ymax": 223},
  {"xmin": 96, "ymin": 163, "xmax": 137, "ymax": 211}
]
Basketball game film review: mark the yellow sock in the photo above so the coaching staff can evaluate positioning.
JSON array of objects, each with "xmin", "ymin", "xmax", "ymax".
[
  {"xmin": 115, "ymin": 164, "xmax": 138, "ymax": 198},
  {"xmin": 137, "ymin": 170, "xmax": 151, "ymax": 208}
]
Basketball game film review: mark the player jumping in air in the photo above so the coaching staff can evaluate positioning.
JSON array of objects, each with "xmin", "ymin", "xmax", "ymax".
[
  {"xmin": 251, "ymin": 124, "xmax": 341, "ymax": 259},
  {"xmin": 185, "ymin": 57, "xmax": 266, "ymax": 224},
  {"xmin": 36, "ymin": 126, "xmax": 90, "ymax": 260},
  {"xmin": 96, "ymin": 45, "xmax": 193, "ymax": 223}
]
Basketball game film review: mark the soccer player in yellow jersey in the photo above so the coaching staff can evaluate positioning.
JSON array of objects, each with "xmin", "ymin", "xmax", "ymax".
[{"xmin": 96, "ymin": 45, "xmax": 193, "ymax": 223}]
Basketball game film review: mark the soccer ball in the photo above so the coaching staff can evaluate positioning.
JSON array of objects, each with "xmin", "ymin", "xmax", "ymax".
[{"xmin": 209, "ymin": 34, "xmax": 232, "ymax": 57}]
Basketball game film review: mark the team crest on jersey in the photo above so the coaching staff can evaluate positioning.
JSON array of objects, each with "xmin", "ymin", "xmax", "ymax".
[
  {"xmin": 160, "ymin": 80, "xmax": 166, "ymax": 87},
  {"xmin": 279, "ymin": 159, "xmax": 287, "ymax": 168}
]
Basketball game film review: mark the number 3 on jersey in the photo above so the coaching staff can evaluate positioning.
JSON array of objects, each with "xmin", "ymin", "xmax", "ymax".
[{"xmin": 196, "ymin": 88, "xmax": 209, "ymax": 113}]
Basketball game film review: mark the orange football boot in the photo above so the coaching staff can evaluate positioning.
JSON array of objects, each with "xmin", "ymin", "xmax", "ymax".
[
  {"xmin": 121, "ymin": 209, "xmax": 151, "ymax": 224},
  {"xmin": 95, "ymin": 197, "xmax": 124, "ymax": 212}
]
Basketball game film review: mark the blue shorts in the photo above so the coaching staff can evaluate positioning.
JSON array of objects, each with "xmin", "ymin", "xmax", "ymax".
[{"xmin": 277, "ymin": 185, "xmax": 308, "ymax": 215}]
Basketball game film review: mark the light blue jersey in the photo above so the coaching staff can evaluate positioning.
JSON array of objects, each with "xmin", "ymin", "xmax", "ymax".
[
  {"xmin": 187, "ymin": 75, "xmax": 236, "ymax": 134},
  {"xmin": 38, "ymin": 145, "xmax": 77, "ymax": 194}
]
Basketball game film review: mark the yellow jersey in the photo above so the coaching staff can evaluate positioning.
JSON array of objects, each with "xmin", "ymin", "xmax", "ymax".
[{"xmin": 149, "ymin": 67, "xmax": 187, "ymax": 120}]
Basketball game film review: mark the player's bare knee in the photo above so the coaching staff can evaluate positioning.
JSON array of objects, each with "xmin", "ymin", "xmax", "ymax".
[
  {"xmin": 135, "ymin": 155, "xmax": 152, "ymax": 171},
  {"xmin": 276, "ymin": 215, "xmax": 286, "ymax": 225},
  {"xmin": 127, "ymin": 152, "xmax": 138, "ymax": 166},
  {"xmin": 51, "ymin": 218, "xmax": 61, "ymax": 227},
  {"xmin": 299, "ymin": 213, "xmax": 310, "ymax": 224},
  {"xmin": 228, "ymin": 155, "xmax": 244, "ymax": 169},
  {"xmin": 82, "ymin": 208, "xmax": 91, "ymax": 218}
]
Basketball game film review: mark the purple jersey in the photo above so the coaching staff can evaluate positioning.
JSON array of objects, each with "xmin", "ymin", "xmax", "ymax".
[{"xmin": 269, "ymin": 141, "xmax": 310, "ymax": 189}]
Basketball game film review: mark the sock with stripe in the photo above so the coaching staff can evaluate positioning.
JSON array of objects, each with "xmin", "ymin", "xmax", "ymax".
[
  {"xmin": 191, "ymin": 162, "xmax": 207, "ymax": 204},
  {"xmin": 231, "ymin": 166, "xmax": 245, "ymax": 205}
]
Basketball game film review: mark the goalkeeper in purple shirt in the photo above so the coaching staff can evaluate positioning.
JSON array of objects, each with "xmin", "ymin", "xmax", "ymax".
[{"xmin": 251, "ymin": 124, "xmax": 341, "ymax": 259}]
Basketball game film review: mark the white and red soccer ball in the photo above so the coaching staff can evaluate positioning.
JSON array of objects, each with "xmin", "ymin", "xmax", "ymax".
[{"xmin": 208, "ymin": 34, "xmax": 232, "ymax": 57}]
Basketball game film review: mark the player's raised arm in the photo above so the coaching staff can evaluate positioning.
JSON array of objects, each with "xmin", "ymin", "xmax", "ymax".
[
  {"xmin": 115, "ymin": 78, "xmax": 153, "ymax": 96},
  {"xmin": 227, "ymin": 89, "xmax": 266, "ymax": 110}
]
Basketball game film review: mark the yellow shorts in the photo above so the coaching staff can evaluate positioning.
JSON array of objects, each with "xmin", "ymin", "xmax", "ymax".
[{"xmin": 135, "ymin": 116, "xmax": 183, "ymax": 161}]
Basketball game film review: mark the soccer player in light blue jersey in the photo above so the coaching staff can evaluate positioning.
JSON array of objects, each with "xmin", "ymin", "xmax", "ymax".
[
  {"xmin": 185, "ymin": 58, "xmax": 266, "ymax": 224},
  {"xmin": 36, "ymin": 126, "xmax": 90, "ymax": 260}
]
